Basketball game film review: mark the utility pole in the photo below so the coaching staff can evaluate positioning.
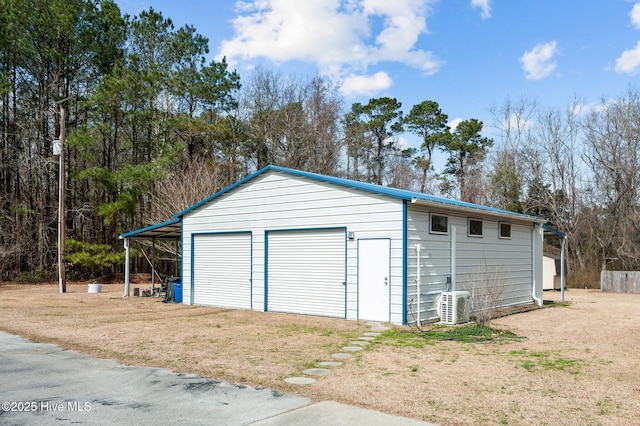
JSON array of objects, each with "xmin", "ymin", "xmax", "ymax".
[{"xmin": 57, "ymin": 106, "xmax": 66, "ymax": 293}]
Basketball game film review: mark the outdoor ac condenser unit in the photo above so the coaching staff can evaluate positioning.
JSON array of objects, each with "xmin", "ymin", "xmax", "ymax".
[{"xmin": 439, "ymin": 291, "xmax": 471, "ymax": 325}]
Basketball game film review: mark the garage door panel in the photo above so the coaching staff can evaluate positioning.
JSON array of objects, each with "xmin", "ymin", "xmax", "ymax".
[
  {"xmin": 267, "ymin": 229, "xmax": 346, "ymax": 317},
  {"xmin": 193, "ymin": 233, "xmax": 251, "ymax": 309}
]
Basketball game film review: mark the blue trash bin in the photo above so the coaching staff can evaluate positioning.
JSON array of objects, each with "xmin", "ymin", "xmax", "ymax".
[{"xmin": 174, "ymin": 281, "xmax": 182, "ymax": 303}]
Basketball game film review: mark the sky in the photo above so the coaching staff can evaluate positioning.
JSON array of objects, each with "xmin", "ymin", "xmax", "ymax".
[{"xmin": 115, "ymin": 0, "xmax": 640, "ymax": 145}]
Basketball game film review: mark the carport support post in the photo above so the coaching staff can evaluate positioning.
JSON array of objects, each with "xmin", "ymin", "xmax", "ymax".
[
  {"xmin": 123, "ymin": 237, "xmax": 130, "ymax": 298},
  {"xmin": 560, "ymin": 236, "xmax": 566, "ymax": 302},
  {"xmin": 151, "ymin": 238, "xmax": 156, "ymax": 292},
  {"xmin": 175, "ymin": 239, "xmax": 179, "ymax": 277}
]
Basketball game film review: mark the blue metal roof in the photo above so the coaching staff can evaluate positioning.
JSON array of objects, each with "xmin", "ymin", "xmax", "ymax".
[
  {"xmin": 121, "ymin": 165, "xmax": 544, "ymax": 239},
  {"xmin": 543, "ymin": 223, "xmax": 566, "ymax": 238},
  {"xmin": 120, "ymin": 217, "xmax": 181, "ymax": 240},
  {"xmin": 175, "ymin": 165, "xmax": 542, "ymax": 222}
]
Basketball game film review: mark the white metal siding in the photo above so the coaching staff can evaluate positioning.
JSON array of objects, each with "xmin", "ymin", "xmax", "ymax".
[
  {"xmin": 406, "ymin": 205, "xmax": 535, "ymax": 324},
  {"xmin": 267, "ymin": 229, "xmax": 346, "ymax": 317},
  {"xmin": 182, "ymin": 172, "xmax": 404, "ymax": 322},
  {"xmin": 192, "ymin": 233, "xmax": 251, "ymax": 309}
]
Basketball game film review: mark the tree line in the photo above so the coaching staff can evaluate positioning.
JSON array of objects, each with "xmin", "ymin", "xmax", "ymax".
[{"xmin": 1, "ymin": 0, "xmax": 638, "ymax": 285}]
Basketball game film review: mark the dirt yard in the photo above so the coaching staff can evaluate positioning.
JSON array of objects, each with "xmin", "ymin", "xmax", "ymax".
[{"xmin": 0, "ymin": 280, "xmax": 638, "ymax": 425}]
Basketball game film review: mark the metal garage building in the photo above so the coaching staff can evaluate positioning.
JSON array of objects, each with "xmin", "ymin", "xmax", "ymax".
[{"xmin": 121, "ymin": 165, "xmax": 548, "ymax": 325}]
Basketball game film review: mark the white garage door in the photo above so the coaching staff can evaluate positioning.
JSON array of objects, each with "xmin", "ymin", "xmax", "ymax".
[
  {"xmin": 192, "ymin": 232, "xmax": 251, "ymax": 309},
  {"xmin": 266, "ymin": 228, "xmax": 346, "ymax": 317}
]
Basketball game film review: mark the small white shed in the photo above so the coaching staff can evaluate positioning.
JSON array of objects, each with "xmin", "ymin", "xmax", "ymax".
[
  {"xmin": 121, "ymin": 166, "xmax": 547, "ymax": 325},
  {"xmin": 543, "ymin": 254, "xmax": 565, "ymax": 290}
]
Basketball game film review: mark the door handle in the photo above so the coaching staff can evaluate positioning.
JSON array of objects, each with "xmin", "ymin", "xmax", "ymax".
[{"xmin": 384, "ymin": 277, "xmax": 388, "ymax": 286}]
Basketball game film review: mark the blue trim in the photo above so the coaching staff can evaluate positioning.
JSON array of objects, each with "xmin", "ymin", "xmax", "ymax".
[
  {"xmin": 402, "ymin": 200, "xmax": 408, "ymax": 325},
  {"xmin": 190, "ymin": 231, "xmax": 253, "ymax": 308},
  {"xmin": 120, "ymin": 218, "xmax": 180, "ymax": 239},
  {"xmin": 191, "ymin": 230, "xmax": 252, "ymax": 236},
  {"xmin": 173, "ymin": 165, "xmax": 543, "ymax": 222},
  {"xmin": 265, "ymin": 226, "xmax": 348, "ymax": 234},
  {"xmin": 543, "ymin": 223, "xmax": 566, "ymax": 238},
  {"xmin": 250, "ymin": 232, "xmax": 254, "ymax": 310},
  {"xmin": 356, "ymin": 239, "xmax": 360, "ymax": 321},
  {"xmin": 264, "ymin": 227, "xmax": 348, "ymax": 317},
  {"xmin": 190, "ymin": 233, "xmax": 195, "ymax": 305},
  {"xmin": 344, "ymin": 233, "xmax": 348, "ymax": 319},
  {"xmin": 264, "ymin": 231, "xmax": 269, "ymax": 312},
  {"xmin": 180, "ymin": 222, "xmax": 184, "ymax": 303}
]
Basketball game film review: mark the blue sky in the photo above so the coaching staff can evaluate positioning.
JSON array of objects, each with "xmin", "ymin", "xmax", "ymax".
[{"xmin": 116, "ymin": 0, "xmax": 640, "ymax": 141}]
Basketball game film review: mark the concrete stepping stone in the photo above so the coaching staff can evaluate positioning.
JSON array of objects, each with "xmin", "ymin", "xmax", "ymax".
[
  {"xmin": 370, "ymin": 326, "xmax": 389, "ymax": 332},
  {"xmin": 331, "ymin": 353, "xmax": 352, "ymax": 359},
  {"xmin": 342, "ymin": 346, "xmax": 363, "ymax": 352},
  {"xmin": 303, "ymin": 368, "xmax": 330, "ymax": 376},
  {"xmin": 318, "ymin": 361, "xmax": 342, "ymax": 367},
  {"xmin": 284, "ymin": 376, "xmax": 316, "ymax": 385},
  {"xmin": 357, "ymin": 336, "xmax": 376, "ymax": 341},
  {"xmin": 363, "ymin": 332, "xmax": 381, "ymax": 337},
  {"xmin": 350, "ymin": 340, "xmax": 369, "ymax": 346}
]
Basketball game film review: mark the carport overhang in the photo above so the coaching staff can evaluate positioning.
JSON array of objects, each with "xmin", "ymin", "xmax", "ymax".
[
  {"xmin": 542, "ymin": 224, "xmax": 567, "ymax": 301},
  {"xmin": 120, "ymin": 218, "xmax": 182, "ymax": 298}
]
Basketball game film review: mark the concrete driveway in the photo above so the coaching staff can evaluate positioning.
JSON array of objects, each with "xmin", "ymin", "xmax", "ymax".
[{"xmin": 0, "ymin": 332, "xmax": 433, "ymax": 425}]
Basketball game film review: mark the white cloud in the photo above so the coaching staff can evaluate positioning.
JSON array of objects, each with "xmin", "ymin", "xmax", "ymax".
[
  {"xmin": 217, "ymin": 0, "xmax": 441, "ymax": 97},
  {"xmin": 448, "ymin": 117, "xmax": 463, "ymax": 132},
  {"xmin": 631, "ymin": 2, "xmax": 640, "ymax": 29},
  {"xmin": 471, "ymin": 0, "xmax": 491, "ymax": 20},
  {"xmin": 519, "ymin": 41, "xmax": 558, "ymax": 80},
  {"xmin": 612, "ymin": 3, "xmax": 640, "ymax": 75},
  {"xmin": 341, "ymin": 71, "xmax": 393, "ymax": 97},
  {"xmin": 394, "ymin": 135, "xmax": 411, "ymax": 150},
  {"xmin": 502, "ymin": 113, "xmax": 533, "ymax": 133},
  {"xmin": 615, "ymin": 41, "xmax": 640, "ymax": 74}
]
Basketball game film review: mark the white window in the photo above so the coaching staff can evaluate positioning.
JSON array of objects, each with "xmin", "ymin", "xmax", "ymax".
[
  {"xmin": 468, "ymin": 219, "xmax": 483, "ymax": 237},
  {"xmin": 499, "ymin": 222, "xmax": 512, "ymax": 239},
  {"xmin": 430, "ymin": 213, "xmax": 448, "ymax": 234}
]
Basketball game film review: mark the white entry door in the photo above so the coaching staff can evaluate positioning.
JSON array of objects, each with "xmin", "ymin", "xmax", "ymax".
[{"xmin": 358, "ymin": 239, "xmax": 390, "ymax": 321}]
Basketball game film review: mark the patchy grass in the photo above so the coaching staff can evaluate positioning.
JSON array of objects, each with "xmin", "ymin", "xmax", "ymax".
[
  {"xmin": 377, "ymin": 328, "xmax": 431, "ymax": 349},
  {"xmin": 509, "ymin": 348, "xmax": 586, "ymax": 375},
  {"xmin": 1, "ymin": 283, "xmax": 639, "ymax": 426},
  {"xmin": 543, "ymin": 300, "xmax": 572, "ymax": 307},
  {"xmin": 379, "ymin": 324, "xmax": 524, "ymax": 346}
]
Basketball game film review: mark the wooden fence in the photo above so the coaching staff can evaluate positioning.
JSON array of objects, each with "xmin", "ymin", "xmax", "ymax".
[{"xmin": 600, "ymin": 271, "xmax": 640, "ymax": 293}]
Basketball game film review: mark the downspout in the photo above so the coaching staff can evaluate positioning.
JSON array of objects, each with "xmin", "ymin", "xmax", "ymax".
[
  {"xmin": 532, "ymin": 224, "xmax": 543, "ymax": 306},
  {"xmin": 123, "ymin": 237, "xmax": 130, "ymax": 298},
  {"xmin": 450, "ymin": 225, "xmax": 456, "ymax": 292},
  {"xmin": 416, "ymin": 244, "xmax": 421, "ymax": 326}
]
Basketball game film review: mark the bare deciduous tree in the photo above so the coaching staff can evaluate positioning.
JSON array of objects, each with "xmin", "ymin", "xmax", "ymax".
[
  {"xmin": 150, "ymin": 160, "xmax": 228, "ymax": 224},
  {"xmin": 465, "ymin": 265, "xmax": 506, "ymax": 327},
  {"xmin": 583, "ymin": 89, "xmax": 640, "ymax": 270}
]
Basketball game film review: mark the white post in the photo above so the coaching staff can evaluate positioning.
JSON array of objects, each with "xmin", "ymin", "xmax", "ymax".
[
  {"xmin": 123, "ymin": 238, "xmax": 130, "ymax": 298},
  {"xmin": 450, "ymin": 225, "xmax": 456, "ymax": 292},
  {"xmin": 560, "ymin": 236, "xmax": 566, "ymax": 302},
  {"xmin": 416, "ymin": 244, "xmax": 421, "ymax": 326},
  {"xmin": 151, "ymin": 238, "xmax": 156, "ymax": 293}
]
